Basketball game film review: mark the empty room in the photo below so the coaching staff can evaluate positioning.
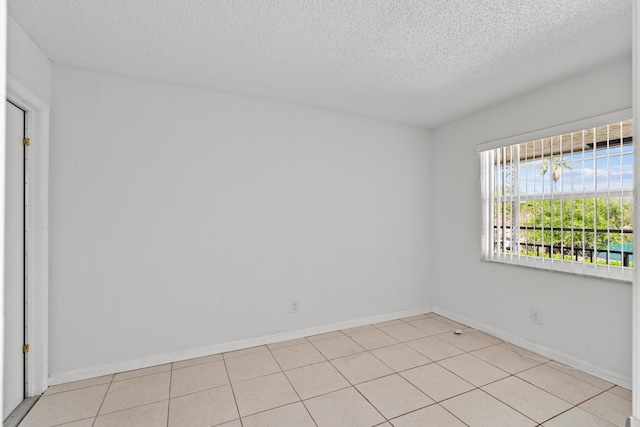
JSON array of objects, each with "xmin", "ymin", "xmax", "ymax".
[{"xmin": 4, "ymin": 1, "xmax": 640, "ymax": 426}]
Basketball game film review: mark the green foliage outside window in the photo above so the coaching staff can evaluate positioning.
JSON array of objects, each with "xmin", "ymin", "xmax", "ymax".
[{"xmin": 518, "ymin": 198, "xmax": 632, "ymax": 250}]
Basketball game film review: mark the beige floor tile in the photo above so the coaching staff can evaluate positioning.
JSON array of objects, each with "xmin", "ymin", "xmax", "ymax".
[
  {"xmin": 223, "ymin": 345, "xmax": 269, "ymax": 359},
  {"xmin": 285, "ymin": 361, "xmax": 350, "ymax": 400},
  {"xmin": 16, "ymin": 314, "xmax": 631, "ymax": 427},
  {"xmin": 356, "ymin": 374, "xmax": 434, "ymax": 419},
  {"xmin": 271, "ymin": 342, "xmax": 326, "ymax": 370},
  {"xmin": 53, "ymin": 419, "xmax": 95, "ymax": 427},
  {"xmin": 93, "ymin": 401, "xmax": 168, "ymax": 427},
  {"xmin": 267, "ymin": 337, "xmax": 309, "ymax": 350},
  {"xmin": 304, "ymin": 387, "xmax": 385, "ymax": 427},
  {"xmin": 400, "ymin": 363, "xmax": 474, "ymax": 402},
  {"xmin": 517, "ymin": 364, "xmax": 603, "ymax": 405},
  {"xmin": 378, "ymin": 323, "xmax": 428, "ymax": 342},
  {"xmin": 435, "ymin": 318, "xmax": 470, "ymax": 330},
  {"xmin": 409, "ymin": 318, "xmax": 453, "ymax": 335},
  {"xmin": 543, "ymin": 407, "xmax": 615, "ymax": 427},
  {"xmin": 232, "ymin": 372, "xmax": 299, "ymax": 417},
  {"xmin": 170, "ymin": 360, "xmax": 229, "ymax": 397},
  {"xmin": 331, "ymin": 352, "xmax": 394, "ymax": 384},
  {"xmin": 548, "ymin": 362, "xmax": 614, "ymax": 390},
  {"xmin": 113, "ymin": 364, "xmax": 171, "ymax": 382},
  {"xmin": 224, "ymin": 350, "xmax": 281, "ymax": 383},
  {"xmin": 44, "ymin": 375, "xmax": 113, "ymax": 395},
  {"xmin": 438, "ymin": 354, "xmax": 509, "ymax": 387},
  {"xmin": 390, "ymin": 404, "xmax": 467, "ymax": 427},
  {"xmin": 306, "ymin": 331, "xmax": 344, "ymax": 342},
  {"xmin": 500, "ymin": 342, "xmax": 551, "ymax": 363},
  {"xmin": 436, "ymin": 331, "xmax": 494, "ymax": 352},
  {"xmin": 341, "ymin": 324, "xmax": 376, "ymax": 335},
  {"xmin": 579, "ymin": 391, "xmax": 632, "ymax": 426},
  {"xmin": 172, "ymin": 353, "xmax": 223, "ymax": 369},
  {"xmin": 471, "ymin": 343, "xmax": 541, "ymax": 374},
  {"xmin": 310, "ymin": 335, "xmax": 365, "ymax": 359},
  {"xmin": 441, "ymin": 389, "xmax": 537, "ymax": 427},
  {"xmin": 370, "ymin": 343, "xmax": 431, "ymax": 372},
  {"xmin": 400, "ymin": 313, "xmax": 433, "ymax": 322},
  {"xmin": 349, "ymin": 329, "xmax": 399, "ymax": 350},
  {"xmin": 373, "ymin": 319, "xmax": 404, "ymax": 328},
  {"xmin": 18, "ymin": 384, "xmax": 108, "ymax": 427},
  {"xmin": 482, "ymin": 376, "xmax": 573, "ymax": 423},
  {"xmin": 425, "ymin": 314, "xmax": 448, "ymax": 321},
  {"xmin": 168, "ymin": 385, "xmax": 238, "ymax": 427},
  {"xmin": 100, "ymin": 372, "xmax": 171, "ymax": 415},
  {"xmin": 406, "ymin": 336, "xmax": 465, "ymax": 361},
  {"xmin": 464, "ymin": 329, "xmax": 503, "ymax": 344},
  {"xmin": 242, "ymin": 402, "xmax": 316, "ymax": 427},
  {"xmin": 609, "ymin": 385, "xmax": 632, "ymax": 401}
]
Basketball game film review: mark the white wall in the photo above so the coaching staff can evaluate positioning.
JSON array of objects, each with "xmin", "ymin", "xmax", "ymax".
[
  {"xmin": 48, "ymin": 64, "xmax": 432, "ymax": 380},
  {"xmin": 7, "ymin": 16, "xmax": 51, "ymax": 104},
  {"xmin": 431, "ymin": 58, "xmax": 633, "ymax": 386}
]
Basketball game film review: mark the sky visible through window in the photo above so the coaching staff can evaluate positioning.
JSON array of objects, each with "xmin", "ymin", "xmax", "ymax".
[{"xmin": 497, "ymin": 144, "xmax": 633, "ymax": 196}]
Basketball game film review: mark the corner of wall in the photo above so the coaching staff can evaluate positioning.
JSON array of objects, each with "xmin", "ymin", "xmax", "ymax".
[{"xmin": 7, "ymin": 15, "xmax": 52, "ymax": 105}]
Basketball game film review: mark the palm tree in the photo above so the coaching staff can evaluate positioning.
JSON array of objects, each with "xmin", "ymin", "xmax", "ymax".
[{"xmin": 539, "ymin": 157, "xmax": 572, "ymax": 188}]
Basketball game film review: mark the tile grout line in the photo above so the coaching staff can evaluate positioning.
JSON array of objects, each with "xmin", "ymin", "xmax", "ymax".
[
  {"xmin": 442, "ymin": 348, "xmax": 576, "ymax": 426},
  {"xmin": 165, "ymin": 363, "xmax": 173, "ymax": 427},
  {"xmin": 514, "ymin": 362, "xmax": 612, "ymax": 407},
  {"xmin": 385, "ymin": 401, "xmax": 472, "ymax": 427},
  {"xmin": 320, "ymin": 332, "xmax": 393, "ymax": 424},
  {"xmin": 90, "ymin": 374, "xmax": 115, "ymax": 427},
  {"xmin": 475, "ymin": 360, "xmax": 618, "ymax": 426},
  {"xmin": 265, "ymin": 345, "xmax": 320, "ymax": 427},
  {"xmin": 222, "ymin": 351, "xmax": 244, "ymax": 427},
  {"xmin": 472, "ymin": 385, "xmax": 543, "ymax": 425}
]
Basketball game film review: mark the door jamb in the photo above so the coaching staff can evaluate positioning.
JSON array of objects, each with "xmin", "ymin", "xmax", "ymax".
[{"xmin": 6, "ymin": 75, "xmax": 49, "ymax": 396}]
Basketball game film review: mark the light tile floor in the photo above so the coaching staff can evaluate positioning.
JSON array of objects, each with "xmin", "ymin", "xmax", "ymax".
[{"xmin": 18, "ymin": 313, "xmax": 632, "ymax": 427}]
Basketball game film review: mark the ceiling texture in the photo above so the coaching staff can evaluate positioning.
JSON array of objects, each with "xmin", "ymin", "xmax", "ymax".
[{"xmin": 7, "ymin": 0, "xmax": 633, "ymax": 128}]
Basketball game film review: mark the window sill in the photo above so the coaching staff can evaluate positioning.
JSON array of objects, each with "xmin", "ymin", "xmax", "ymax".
[{"xmin": 481, "ymin": 254, "xmax": 633, "ymax": 284}]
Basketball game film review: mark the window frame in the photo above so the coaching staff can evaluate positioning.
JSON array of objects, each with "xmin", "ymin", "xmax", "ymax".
[{"xmin": 478, "ymin": 109, "xmax": 634, "ymax": 282}]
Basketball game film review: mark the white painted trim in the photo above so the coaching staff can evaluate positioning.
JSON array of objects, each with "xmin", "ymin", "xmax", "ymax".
[
  {"xmin": 6, "ymin": 74, "xmax": 50, "ymax": 396},
  {"xmin": 0, "ymin": 0, "xmax": 7, "ymax": 416},
  {"xmin": 633, "ymin": 0, "xmax": 640, "ymax": 418},
  {"xmin": 433, "ymin": 307, "xmax": 632, "ymax": 390},
  {"xmin": 48, "ymin": 306, "xmax": 432, "ymax": 385},
  {"xmin": 476, "ymin": 108, "xmax": 632, "ymax": 153},
  {"xmin": 627, "ymin": 417, "xmax": 640, "ymax": 427}
]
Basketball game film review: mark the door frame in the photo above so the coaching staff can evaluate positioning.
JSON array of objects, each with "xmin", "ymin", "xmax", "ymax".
[{"xmin": 6, "ymin": 74, "xmax": 49, "ymax": 396}]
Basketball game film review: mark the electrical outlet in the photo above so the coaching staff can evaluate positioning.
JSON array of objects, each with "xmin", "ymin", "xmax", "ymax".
[
  {"xmin": 291, "ymin": 300, "xmax": 299, "ymax": 314},
  {"xmin": 530, "ymin": 308, "xmax": 543, "ymax": 325}
]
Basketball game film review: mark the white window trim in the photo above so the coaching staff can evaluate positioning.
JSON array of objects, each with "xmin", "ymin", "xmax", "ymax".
[
  {"xmin": 479, "ymin": 109, "xmax": 634, "ymax": 283},
  {"xmin": 477, "ymin": 108, "xmax": 632, "ymax": 153}
]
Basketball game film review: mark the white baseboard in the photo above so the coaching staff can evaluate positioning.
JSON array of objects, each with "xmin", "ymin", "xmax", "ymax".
[
  {"xmin": 433, "ymin": 307, "xmax": 632, "ymax": 390},
  {"xmin": 626, "ymin": 417, "xmax": 640, "ymax": 427},
  {"xmin": 48, "ymin": 306, "xmax": 433, "ymax": 386}
]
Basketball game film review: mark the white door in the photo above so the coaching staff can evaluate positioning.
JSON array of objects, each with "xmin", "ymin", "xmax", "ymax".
[{"xmin": 4, "ymin": 100, "xmax": 25, "ymax": 419}]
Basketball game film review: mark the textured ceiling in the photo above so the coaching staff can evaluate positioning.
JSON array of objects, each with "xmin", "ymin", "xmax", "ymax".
[{"xmin": 7, "ymin": 0, "xmax": 632, "ymax": 128}]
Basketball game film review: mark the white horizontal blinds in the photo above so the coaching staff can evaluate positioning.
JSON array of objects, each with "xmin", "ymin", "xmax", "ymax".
[{"xmin": 482, "ymin": 119, "xmax": 633, "ymax": 281}]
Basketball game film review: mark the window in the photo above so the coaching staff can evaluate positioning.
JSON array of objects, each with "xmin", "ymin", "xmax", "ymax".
[{"xmin": 479, "ymin": 112, "xmax": 633, "ymax": 281}]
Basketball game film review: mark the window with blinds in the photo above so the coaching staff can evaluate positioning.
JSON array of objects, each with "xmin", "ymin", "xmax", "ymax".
[{"xmin": 479, "ymin": 116, "xmax": 634, "ymax": 281}]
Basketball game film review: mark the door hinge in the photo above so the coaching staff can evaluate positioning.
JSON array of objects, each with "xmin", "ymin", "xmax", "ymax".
[
  {"xmin": 23, "ymin": 344, "xmax": 29, "ymax": 353},
  {"xmin": 23, "ymin": 138, "xmax": 30, "ymax": 147}
]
